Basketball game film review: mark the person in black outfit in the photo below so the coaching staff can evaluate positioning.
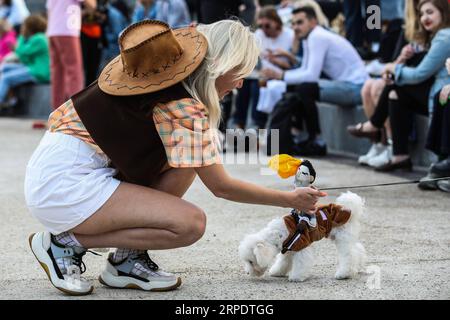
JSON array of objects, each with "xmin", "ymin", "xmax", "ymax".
[{"xmin": 419, "ymin": 74, "xmax": 450, "ymax": 193}]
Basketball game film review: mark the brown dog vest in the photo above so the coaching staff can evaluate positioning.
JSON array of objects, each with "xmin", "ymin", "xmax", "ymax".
[{"xmin": 282, "ymin": 204, "xmax": 351, "ymax": 253}]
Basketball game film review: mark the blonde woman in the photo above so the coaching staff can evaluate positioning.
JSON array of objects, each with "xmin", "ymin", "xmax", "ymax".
[{"xmin": 25, "ymin": 20, "xmax": 326, "ymax": 296}]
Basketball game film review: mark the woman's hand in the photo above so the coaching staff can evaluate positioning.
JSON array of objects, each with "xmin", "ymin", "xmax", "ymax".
[
  {"xmin": 396, "ymin": 44, "xmax": 415, "ymax": 64},
  {"xmin": 195, "ymin": 164, "xmax": 327, "ymax": 209},
  {"xmin": 383, "ymin": 62, "xmax": 396, "ymax": 75},
  {"xmin": 446, "ymin": 58, "xmax": 450, "ymax": 74},
  {"xmin": 439, "ymin": 84, "xmax": 450, "ymax": 105},
  {"xmin": 270, "ymin": 48, "xmax": 290, "ymax": 58},
  {"xmin": 289, "ymin": 187, "xmax": 327, "ymax": 214},
  {"xmin": 260, "ymin": 68, "xmax": 283, "ymax": 80},
  {"xmin": 382, "ymin": 63, "xmax": 396, "ymax": 85}
]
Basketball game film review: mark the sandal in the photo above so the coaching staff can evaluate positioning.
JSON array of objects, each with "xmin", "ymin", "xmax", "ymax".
[{"xmin": 347, "ymin": 122, "xmax": 382, "ymax": 142}]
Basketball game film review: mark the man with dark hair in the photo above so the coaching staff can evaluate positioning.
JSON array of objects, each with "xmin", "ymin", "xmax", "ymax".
[
  {"xmin": 262, "ymin": 6, "xmax": 368, "ymax": 156},
  {"xmin": 292, "ymin": 6, "xmax": 316, "ymax": 20}
]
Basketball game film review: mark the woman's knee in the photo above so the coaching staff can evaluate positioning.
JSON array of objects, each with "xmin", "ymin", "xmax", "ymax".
[
  {"xmin": 361, "ymin": 81, "xmax": 373, "ymax": 105},
  {"xmin": 361, "ymin": 79, "xmax": 373, "ymax": 97},
  {"xmin": 371, "ymin": 79, "xmax": 385, "ymax": 101},
  {"xmin": 176, "ymin": 206, "xmax": 207, "ymax": 245}
]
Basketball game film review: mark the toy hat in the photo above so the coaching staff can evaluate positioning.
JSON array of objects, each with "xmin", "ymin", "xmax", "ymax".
[
  {"xmin": 98, "ymin": 20, "xmax": 208, "ymax": 96},
  {"xmin": 268, "ymin": 154, "xmax": 303, "ymax": 179}
]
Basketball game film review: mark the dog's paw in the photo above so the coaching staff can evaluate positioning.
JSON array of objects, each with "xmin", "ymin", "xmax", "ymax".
[
  {"xmin": 334, "ymin": 269, "xmax": 352, "ymax": 280},
  {"xmin": 268, "ymin": 263, "xmax": 289, "ymax": 277},
  {"xmin": 269, "ymin": 268, "xmax": 288, "ymax": 277},
  {"xmin": 288, "ymin": 275, "xmax": 310, "ymax": 282}
]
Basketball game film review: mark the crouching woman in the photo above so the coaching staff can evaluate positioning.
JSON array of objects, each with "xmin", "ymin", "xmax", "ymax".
[{"xmin": 25, "ymin": 20, "xmax": 326, "ymax": 296}]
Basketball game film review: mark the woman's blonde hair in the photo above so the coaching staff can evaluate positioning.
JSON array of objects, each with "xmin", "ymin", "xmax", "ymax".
[
  {"xmin": 404, "ymin": 0, "xmax": 421, "ymax": 43},
  {"xmin": 182, "ymin": 20, "xmax": 260, "ymax": 128}
]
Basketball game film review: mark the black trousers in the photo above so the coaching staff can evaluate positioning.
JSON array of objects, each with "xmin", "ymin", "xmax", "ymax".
[
  {"xmin": 80, "ymin": 33, "xmax": 103, "ymax": 86},
  {"xmin": 389, "ymin": 79, "xmax": 434, "ymax": 155},
  {"xmin": 370, "ymin": 84, "xmax": 394, "ymax": 128},
  {"xmin": 426, "ymin": 92, "xmax": 450, "ymax": 157},
  {"xmin": 287, "ymin": 82, "xmax": 321, "ymax": 138},
  {"xmin": 370, "ymin": 52, "xmax": 429, "ymax": 128},
  {"xmin": 219, "ymin": 93, "xmax": 233, "ymax": 133},
  {"xmin": 233, "ymin": 79, "xmax": 268, "ymax": 129},
  {"xmin": 266, "ymin": 83, "xmax": 319, "ymax": 155}
]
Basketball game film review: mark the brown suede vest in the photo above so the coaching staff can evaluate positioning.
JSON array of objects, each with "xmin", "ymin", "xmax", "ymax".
[
  {"xmin": 71, "ymin": 81, "xmax": 191, "ymax": 187},
  {"xmin": 282, "ymin": 204, "xmax": 351, "ymax": 252}
]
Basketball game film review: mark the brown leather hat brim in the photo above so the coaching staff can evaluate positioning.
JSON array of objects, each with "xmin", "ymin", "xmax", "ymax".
[{"xmin": 98, "ymin": 26, "xmax": 208, "ymax": 96}]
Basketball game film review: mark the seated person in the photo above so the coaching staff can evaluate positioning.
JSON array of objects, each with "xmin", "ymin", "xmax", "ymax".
[
  {"xmin": 262, "ymin": 6, "xmax": 368, "ymax": 155},
  {"xmin": 419, "ymin": 57, "xmax": 450, "ymax": 193},
  {"xmin": 0, "ymin": 14, "xmax": 49, "ymax": 109},
  {"xmin": 233, "ymin": 5, "xmax": 295, "ymax": 130},
  {"xmin": 348, "ymin": 0, "xmax": 427, "ymax": 168},
  {"xmin": 0, "ymin": 19, "xmax": 16, "ymax": 62},
  {"xmin": 374, "ymin": 0, "xmax": 450, "ymax": 172}
]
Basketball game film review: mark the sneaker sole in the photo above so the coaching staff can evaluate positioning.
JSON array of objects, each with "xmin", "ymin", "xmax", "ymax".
[
  {"xmin": 418, "ymin": 182, "xmax": 438, "ymax": 190},
  {"xmin": 28, "ymin": 233, "xmax": 93, "ymax": 296},
  {"xmin": 98, "ymin": 273, "xmax": 182, "ymax": 292}
]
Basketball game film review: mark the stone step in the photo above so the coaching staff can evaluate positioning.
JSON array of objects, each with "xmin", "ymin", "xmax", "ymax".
[{"xmin": 14, "ymin": 83, "xmax": 52, "ymax": 120}]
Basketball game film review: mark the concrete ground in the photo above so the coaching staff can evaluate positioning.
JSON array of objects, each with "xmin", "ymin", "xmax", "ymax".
[{"xmin": 0, "ymin": 118, "xmax": 449, "ymax": 300}]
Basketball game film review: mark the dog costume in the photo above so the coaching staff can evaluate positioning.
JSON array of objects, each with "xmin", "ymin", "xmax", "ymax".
[
  {"xmin": 282, "ymin": 204, "xmax": 351, "ymax": 253},
  {"xmin": 268, "ymin": 154, "xmax": 351, "ymax": 253}
]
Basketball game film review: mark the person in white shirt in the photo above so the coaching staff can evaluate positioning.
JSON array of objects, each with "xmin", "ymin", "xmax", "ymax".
[
  {"xmin": 255, "ymin": 6, "xmax": 295, "ymax": 73},
  {"xmin": 262, "ymin": 6, "xmax": 368, "ymax": 156},
  {"xmin": 233, "ymin": 6, "xmax": 294, "ymax": 130},
  {"xmin": 0, "ymin": 0, "xmax": 29, "ymax": 33}
]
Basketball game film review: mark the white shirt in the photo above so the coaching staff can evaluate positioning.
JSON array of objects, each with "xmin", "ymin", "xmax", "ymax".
[
  {"xmin": 284, "ymin": 26, "xmax": 368, "ymax": 85},
  {"xmin": 0, "ymin": 0, "xmax": 30, "ymax": 27},
  {"xmin": 46, "ymin": 0, "xmax": 84, "ymax": 37},
  {"xmin": 255, "ymin": 27, "xmax": 295, "ymax": 72}
]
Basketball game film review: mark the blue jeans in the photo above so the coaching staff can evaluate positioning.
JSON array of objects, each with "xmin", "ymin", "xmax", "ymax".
[
  {"xmin": 0, "ymin": 63, "xmax": 36, "ymax": 103},
  {"xmin": 318, "ymin": 80, "xmax": 363, "ymax": 106}
]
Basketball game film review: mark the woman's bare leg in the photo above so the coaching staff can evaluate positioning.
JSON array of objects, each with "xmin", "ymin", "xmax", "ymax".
[
  {"xmin": 361, "ymin": 79, "xmax": 375, "ymax": 118},
  {"xmin": 361, "ymin": 79, "xmax": 387, "ymax": 132},
  {"xmin": 69, "ymin": 168, "xmax": 203, "ymax": 250}
]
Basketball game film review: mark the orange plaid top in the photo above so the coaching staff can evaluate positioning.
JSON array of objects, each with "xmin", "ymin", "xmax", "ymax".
[{"xmin": 48, "ymin": 98, "xmax": 222, "ymax": 168}]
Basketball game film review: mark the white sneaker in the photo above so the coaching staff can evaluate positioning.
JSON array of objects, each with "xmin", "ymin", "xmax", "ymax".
[
  {"xmin": 29, "ymin": 232, "xmax": 94, "ymax": 295},
  {"xmin": 368, "ymin": 144, "xmax": 393, "ymax": 167},
  {"xmin": 358, "ymin": 143, "xmax": 386, "ymax": 166},
  {"xmin": 99, "ymin": 252, "xmax": 181, "ymax": 291}
]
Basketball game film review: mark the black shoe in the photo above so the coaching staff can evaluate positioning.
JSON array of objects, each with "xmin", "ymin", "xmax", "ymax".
[
  {"xmin": 418, "ymin": 173, "xmax": 439, "ymax": 190},
  {"xmin": 294, "ymin": 137, "xmax": 311, "ymax": 148},
  {"xmin": 430, "ymin": 159, "xmax": 450, "ymax": 176},
  {"xmin": 293, "ymin": 139, "xmax": 327, "ymax": 156}
]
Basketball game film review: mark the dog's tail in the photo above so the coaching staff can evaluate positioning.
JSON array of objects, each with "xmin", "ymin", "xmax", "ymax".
[{"xmin": 335, "ymin": 191, "xmax": 365, "ymax": 223}]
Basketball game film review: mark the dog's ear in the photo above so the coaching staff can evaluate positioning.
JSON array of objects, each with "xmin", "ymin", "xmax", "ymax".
[{"xmin": 253, "ymin": 242, "xmax": 276, "ymax": 268}]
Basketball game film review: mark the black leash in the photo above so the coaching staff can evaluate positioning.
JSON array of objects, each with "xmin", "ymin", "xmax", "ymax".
[{"xmin": 319, "ymin": 176, "xmax": 450, "ymax": 191}]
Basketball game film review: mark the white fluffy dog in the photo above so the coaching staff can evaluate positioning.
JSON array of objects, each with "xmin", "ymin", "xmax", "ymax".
[{"xmin": 238, "ymin": 191, "xmax": 366, "ymax": 282}]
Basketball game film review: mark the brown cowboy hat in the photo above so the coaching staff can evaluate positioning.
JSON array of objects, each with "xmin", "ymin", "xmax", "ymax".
[{"xmin": 98, "ymin": 20, "xmax": 208, "ymax": 96}]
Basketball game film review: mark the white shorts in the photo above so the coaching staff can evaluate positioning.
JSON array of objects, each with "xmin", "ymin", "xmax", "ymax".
[{"xmin": 24, "ymin": 131, "xmax": 121, "ymax": 235}]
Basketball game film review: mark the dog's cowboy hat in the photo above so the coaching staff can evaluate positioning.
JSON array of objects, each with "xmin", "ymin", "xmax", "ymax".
[{"xmin": 98, "ymin": 20, "xmax": 208, "ymax": 96}]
